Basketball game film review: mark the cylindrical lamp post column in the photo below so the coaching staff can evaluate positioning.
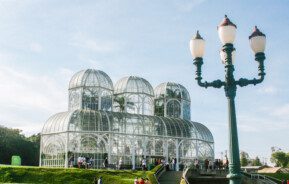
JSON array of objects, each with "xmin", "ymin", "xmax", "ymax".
[{"xmin": 189, "ymin": 15, "xmax": 267, "ymax": 184}]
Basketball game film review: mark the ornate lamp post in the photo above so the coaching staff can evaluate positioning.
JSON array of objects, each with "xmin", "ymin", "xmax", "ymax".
[{"xmin": 189, "ymin": 15, "xmax": 266, "ymax": 184}]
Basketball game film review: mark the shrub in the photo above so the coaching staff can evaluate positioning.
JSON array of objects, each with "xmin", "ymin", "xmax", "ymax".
[{"xmin": 0, "ymin": 166, "xmax": 145, "ymax": 184}]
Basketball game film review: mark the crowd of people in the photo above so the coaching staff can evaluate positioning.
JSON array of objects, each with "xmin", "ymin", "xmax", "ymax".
[
  {"xmin": 68, "ymin": 155, "xmax": 231, "ymax": 184},
  {"xmin": 77, "ymin": 156, "xmax": 94, "ymax": 169},
  {"xmin": 193, "ymin": 157, "xmax": 229, "ymax": 171},
  {"xmin": 70, "ymin": 154, "xmax": 228, "ymax": 172},
  {"xmin": 68, "ymin": 155, "xmax": 95, "ymax": 169}
]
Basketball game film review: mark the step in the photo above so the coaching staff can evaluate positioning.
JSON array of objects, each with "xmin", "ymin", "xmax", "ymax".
[
  {"xmin": 159, "ymin": 171, "xmax": 183, "ymax": 184},
  {"xmin": 189, "ymin": 177, "xmax": 229, "ymax": 184}
]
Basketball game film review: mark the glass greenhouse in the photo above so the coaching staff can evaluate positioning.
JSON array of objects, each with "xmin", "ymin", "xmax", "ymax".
[{"xmin": 40, "ymin": 69, "xmax": 214, "ymax": 170}]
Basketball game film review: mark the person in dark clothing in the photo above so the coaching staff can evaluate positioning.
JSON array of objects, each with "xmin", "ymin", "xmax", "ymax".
[
  {"xmin": 103, "ymin": 157, "xmax": 108, "ymax": 168},
  {"xmin": 205, "ymin": 159, "xmax": 209, "ymax": 170},
  {"xmin": 154, "ymin": 159, "xmax": 158, "ymax": 166},
  {"xmin": 69, "ymin": 155, "xmax": 74, "ymax": 167}
]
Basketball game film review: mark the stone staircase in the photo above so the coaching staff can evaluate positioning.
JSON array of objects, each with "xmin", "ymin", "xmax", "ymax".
[
  {"xmin": 188, "ymin": 174, "xmax": 229, "ymax": 184},
  {"xmin": 187, "ymin": 169, "xmax": 229, "ymax": 184},
  {"xmin": 158, "ymin": 171, "xmax": 183, "ymax": 184}
]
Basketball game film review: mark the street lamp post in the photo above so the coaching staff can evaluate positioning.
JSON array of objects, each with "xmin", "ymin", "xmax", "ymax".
[{"xmin": 189, "ymin": 15, "xmax": 266, "ymax": 184}]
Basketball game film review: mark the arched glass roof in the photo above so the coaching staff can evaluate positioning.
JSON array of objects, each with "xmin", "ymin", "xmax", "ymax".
[
  {"xmin": 42, "ymin": 111, "xmax": 74, "ymax": 135},
  {"xmin": 69, "ymin": 69, "xmax": 113, "ymax": 90},
  {"xmin": 114, "ymin": 76, "xmax": 154, "ymax": 96},
  {"xmin": 154, "ymin": 82, "xmax": 191, "ymax": 101},
  {"xmin": 42, "ymin": 110, "xmax": 213, "ymax": 143}
]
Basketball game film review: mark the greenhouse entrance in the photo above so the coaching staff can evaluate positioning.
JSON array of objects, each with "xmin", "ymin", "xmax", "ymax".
[
  {"xmin": 70, "ymin": 134, "xmax": 108, "ymax": 169},
  {"xmin": 73, "ymin": 152, "xmax": 106, "ymax": 169}
]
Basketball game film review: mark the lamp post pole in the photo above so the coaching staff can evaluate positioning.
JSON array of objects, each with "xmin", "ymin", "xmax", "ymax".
[{"xmin": 189, "ymin": 16, "xmax": 266, "ymax": 184}]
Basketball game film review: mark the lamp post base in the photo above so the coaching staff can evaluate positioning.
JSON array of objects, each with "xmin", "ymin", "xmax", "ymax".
[{"xmin": 227, "ymin": 172, "xmax": 242, "ymax": 184}]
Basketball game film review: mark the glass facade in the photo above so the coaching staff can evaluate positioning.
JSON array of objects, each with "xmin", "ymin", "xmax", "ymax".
[
  {"xmin": 154, "ymin": 82, "xmax": 191, "ymax": 120},
  {"xmin": 40, "ymin": 69, "xmax": 214, "ymax": 169},
  {"xmin": 113, "ymin": 76, "xmax": 154, "ymax": 115},
  {"xmin": 68, "ymin": 69, "xmax": 113, "ymax": 111}
]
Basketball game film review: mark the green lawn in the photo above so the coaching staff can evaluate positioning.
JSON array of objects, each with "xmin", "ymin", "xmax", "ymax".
[{"xmin": 0, "ymin": 165, "xmax": 161, "ymax": 184}]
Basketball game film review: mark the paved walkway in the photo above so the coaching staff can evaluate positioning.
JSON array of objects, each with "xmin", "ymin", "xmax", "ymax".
[{"xmin": 158, "ymin": 171, "xmax": 183, "ymax": 184}]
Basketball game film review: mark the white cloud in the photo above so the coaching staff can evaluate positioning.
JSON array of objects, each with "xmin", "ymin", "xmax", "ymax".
[
  {"xmin": 70, "ymin": 32, "xmax": 120, "ymax": 52},
  {"xmin": 237, "ymin": 113, "xmax": 289, "ymax": 133},
  {"xmin": 174, "ymin": 0, "xmax": 206, "ymax": 12},
  {"xmin": 29, "ymin": 42, "xmax": 43, "ymax": 53},
  {"xmin": 59, "ymin": 68, "xmax": 74, "ymax": 79},
  {"xmin": 0, "ymin": 51, "xmax": 16, "ymax": 65},
  {"xmin": 271, "ymin": 103, "xmax": 289, "ymax": 118},
  {"xmin": 0, "ymin": 66, "xmax": 66, "ymax": 112},
  {"xmin": 257, "ymin": 86, "xmax": 278, "ymax": 95},
  {"xmin": 0, "ymin": 65, "xmax": 69, "ymax": 135}
]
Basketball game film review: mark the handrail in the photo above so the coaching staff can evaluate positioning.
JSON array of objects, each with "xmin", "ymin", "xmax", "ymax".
[
  {"xmin": 242, "ymin": 172, "xmax": 281, "ymax": 184},
  {"xmin": 182, "ymin": 166, "xmax": 190, "ymax": 184},
  {"xmin": 153, "ymin": 164, "xmax": 165, "ymax": 184}
]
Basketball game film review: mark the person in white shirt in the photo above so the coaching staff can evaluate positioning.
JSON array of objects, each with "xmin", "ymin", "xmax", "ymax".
[
  {"xmin": 134, "ymin": 177, "xmax": 139, "ymax": 184},
  {"xmin": 142, "ymin": 158, "xmax": 146, "ymax": 170},
  {"xmin": 77, "ymin": 156, "xmax": 82, "ymax": 168},
  {"xmin": 118, "ymin": 157, "xmax": 123, "ymax": 170}
]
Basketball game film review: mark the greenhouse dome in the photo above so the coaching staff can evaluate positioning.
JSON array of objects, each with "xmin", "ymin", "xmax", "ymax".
[
  {"xmin": 113, "ymin": 76, "xmax": 154, "ymax": 115},
  {"xmin": 154, "ymin": 82, "xmax": 191, "ymax": 120},
  {"xmin": 69, "ymin": 69, "xmax": 113, "ymax": 90},
  {"xmin": 68, "ymin": 69, "xmax": 113, "ymax": 111},
  {"xmin": 40, "ymin": 69, "xmax": 214, "ymax": 170},
  {"xmin": 114, "ymin": 76, "xmax": 154, "ymax": 96}
]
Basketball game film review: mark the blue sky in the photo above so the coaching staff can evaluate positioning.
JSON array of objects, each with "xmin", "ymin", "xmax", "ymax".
[{"xmin": 0, "ymin": 0, "xmax": 288, "ymax": 164}]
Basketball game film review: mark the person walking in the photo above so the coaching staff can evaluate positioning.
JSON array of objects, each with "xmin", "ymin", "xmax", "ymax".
[
  {"xmin": 161, "ymin": 158, "xmax": 165, "ymax": 165},
  {"xmin": 118, "ymin": 157, "xmax": 122, "ymax": 170},
  {"xmin": 77, "ymin": 156, "xmax": 82, "ymax": 168},
  {"xmin": 139, "ymin": 178, "xmax": 145, "ymax": 184},
  {"xmin": 209, "ymin": 160, "xmax": 213, "ymax": 170},
  {"xmin": 88, "ymin": 157, "xmax": 94, "ymax": 169},
  {"xmin": 205, "ymin": 159, "xmax": 209, "ymax": 171},
  {"xmin": 103, "ymin": 157, "xmax": 108, "ymax": 168},
  {"xmin": 154, "ymin": 159, "xmax": 158, "ymax": 166},
  {"xmin": 142, "ymin": 158, "xmax": 146, "ymax": 171},
  {"xmin": 134, "ymin": 177, "xmax": 139, "ymax": 184},
  {"xmin": 194, "ymin": 159, "xmax": 199, "ymax": 169},
  {"xmin": 97, "ymin": 176, "xmax": 103, "ymax": 184},
  {"xmin": 165, "ymin": 160, "xmax": 170, "ymax": 171},
  {"xmin": 172, "ymin": 158, "xmax": 176, "ymax": 171},
  {"xmin": 69, "ymin": 155, "xmax": 74, "ymax": 168},
  {"xmin": 225, "ymin": 156, "xmax": 229, "ymax": 170}
]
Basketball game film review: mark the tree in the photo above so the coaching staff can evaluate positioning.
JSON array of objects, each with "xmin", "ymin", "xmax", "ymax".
[
  {"xmin": 240, "ymin": 151, "xmax": 249, "ymax": 166},
  {"xmin": 26, "ymin": 133, "xmax": 41, "ymax": 165},
  {"xmin": 166, "ymin": 88, "xmax": 181, "ymax": 99},
  {"xmin": 113, "ymin": 96, "xmax": 134, "ymax": 112},
  {"xmin": 252, "ymin": 156, "xmax": 262, "ymax": 166},
  {"xmin": 271, "ymin": 151, "xmax": 289, "ymax": 167},
  {"xmin": 0, "ymin": 125, "xmax": 40, "ymax": 166},
  {"xmin": 154, "ymin": 99, "xmax": 164, "ymax": 116}
]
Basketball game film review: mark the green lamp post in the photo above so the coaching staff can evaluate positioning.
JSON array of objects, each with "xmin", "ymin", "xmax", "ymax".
[{"xmin": 189, "ymin": 15, "xmax": 266, "ymax": 184}]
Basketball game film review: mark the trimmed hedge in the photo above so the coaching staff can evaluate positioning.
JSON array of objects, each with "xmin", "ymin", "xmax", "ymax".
[
  {"xmin": 0, "ymin": 165, "xmax": 145, "ymax": 184},
  {"xmin": 0, "ymin": 165, "xmax": 162, "ymax": 184}
]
